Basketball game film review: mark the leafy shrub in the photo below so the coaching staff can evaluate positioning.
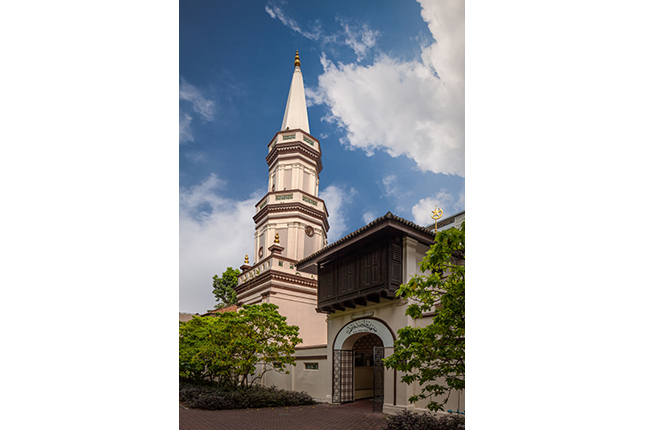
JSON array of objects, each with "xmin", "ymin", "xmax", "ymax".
[
  {"xmin": 384, "ymin": 409, "xmax": 465, "ymax": 430},
  {"xmin": 179, "ymin": 381, "xmax": 316, "ymax": 410},
  {"xmin": 179, "ymin": 305, "xmax": 302, "ymax": 388}
]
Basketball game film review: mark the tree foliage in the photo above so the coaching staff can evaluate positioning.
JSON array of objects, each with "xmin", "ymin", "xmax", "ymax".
[
  {"xmin": 179, "ymin": 303, "xmax": 302, "ymax": 388},
  {"xmin": 383, "ymin": 222, "xmax": 465, "ymax": 412},
  {"xmin": 212, "ymin": 267, "xmax": 240, "ymax": 308}
]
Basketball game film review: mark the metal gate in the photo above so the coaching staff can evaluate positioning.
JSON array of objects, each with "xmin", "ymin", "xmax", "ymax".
[
  {"xmin": 373, "ymin": 346, "xmax": 384, "ymax": 412},
  {"xmin": 332, "ymin": 349, "xmax": 353, "ymax": 403}
]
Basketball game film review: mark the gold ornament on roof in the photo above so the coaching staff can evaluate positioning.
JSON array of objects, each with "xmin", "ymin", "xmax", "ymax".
[
  {"xmin": 244, "ymin": 254, "xmax": 249, "ymax": 264},
  {"xmin": 294, "ymin": 50, "xmax": 300, "ymax": 68},
  {"xmin": 274, "ymin": 233, "xmax": 280, "ymax": 244},
  {"xmin": 430, "ymin": 205, "xmax": 444, "ymax": 234}
]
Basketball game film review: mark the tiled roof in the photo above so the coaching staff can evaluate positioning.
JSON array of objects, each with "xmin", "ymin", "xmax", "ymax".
[
  {"xmin": 201, "ymin": 304, "xmax": 239, "ymax": 316},
  {"xmin": 298, "ymin": 211, "xmax": 435, "ymax": 266}
]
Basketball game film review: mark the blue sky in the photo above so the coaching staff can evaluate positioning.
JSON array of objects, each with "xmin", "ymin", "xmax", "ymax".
[{"xmin": 179, "ymin": 0, "xmax": 464, "ymax": 313}]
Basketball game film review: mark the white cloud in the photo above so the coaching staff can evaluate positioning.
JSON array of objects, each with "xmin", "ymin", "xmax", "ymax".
[
  {"xmin": 179, "ymin": 111, "xmax": 193, "ymax": 143},
  {"xmin": 265, "ymin": 3, "xmax": 321, "ymax": 41},
  {"xmin": 417, "ymin": 0, "xmax": 465, "ymax": 89},
  {"xmin": 265, "ymin": 4, "xmax": 379, "ymax": 62},
  {"xmin": 311, "ymin": 0, "xmax": 464, "ymax": 176},
  {"xmin": 382, "ymin": 174, "xmax": 398, "ymax": 197},
  {"xmin": 362, "ymin": 211, "xmax": 376, "ymax": 224},
  {"xmin": 179, "ymin": 78, "xmax": 215, "ymax": 121},
  {"xmin": 340, "ymin": 21, "xmax": 380, "ymax": 62},
  {"xmin": 179, "ymin": 77, "xmax": 216, "ymax": 144},
  {"xmin": 184, "ymin": 151, "xmax": 206, "ymax": 164},
  {"xmin": 455, "ymin": 189, "xmax": 465, "ymax": 212},
  {"xmin": 319, "ymin": 184, "xmax": 356, "ymax": 242},
  {"xmin": 179, "ymin": 174, "xmax": 258, "ymax": 313},
  {"xmin": 305, "ymin": 86, "xmax": 325, "ymax": 107},
  {"xmin": 411, "ymin": 189, "xmax": 463, "ymax": 226}
]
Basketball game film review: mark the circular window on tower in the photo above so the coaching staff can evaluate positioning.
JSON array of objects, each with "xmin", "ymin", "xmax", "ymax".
[
  {"xmin": 258, "ymin": 247, "xmax": 264, "ymax": 259},
  {"xmin": 305, "ymin": 226, "xmax": 314, "ymax": 237}
]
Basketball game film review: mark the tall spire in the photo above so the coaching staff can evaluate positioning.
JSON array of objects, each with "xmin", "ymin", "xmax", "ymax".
[{"xmin": 281, "ymin": 51, "xmax": 310, "ymax": 134}]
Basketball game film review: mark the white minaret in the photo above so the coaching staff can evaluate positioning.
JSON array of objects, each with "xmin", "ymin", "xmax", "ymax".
[
  {"xmin": 250, "ymin": 51, "xmax": 329, "ymax": 265},
  {"xmin": 235, "ymin": 52, "xmax": 329, "ymax": 346}
]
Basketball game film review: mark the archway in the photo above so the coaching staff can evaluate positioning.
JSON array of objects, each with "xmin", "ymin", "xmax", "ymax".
[{"xmin": 332, "ymin": 318, "xmax": 395, "ymax": 412}]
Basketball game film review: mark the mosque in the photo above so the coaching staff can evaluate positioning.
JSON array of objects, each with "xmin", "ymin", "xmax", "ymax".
[{"xmin": 231, "ymin": 52, "xmax": 464, "ymax": 415}]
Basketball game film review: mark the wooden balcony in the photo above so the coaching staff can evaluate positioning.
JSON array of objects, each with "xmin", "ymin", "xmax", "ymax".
[
  {"xmin": 297, "ymin": 212, "xmax": 436, "ymax": 314},
  {"xmin": 315, "ymin": 238, "xmax": 402, "ymax": 313}
]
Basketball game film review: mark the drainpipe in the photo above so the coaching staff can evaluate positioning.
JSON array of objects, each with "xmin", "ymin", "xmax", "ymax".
[{"xmin": 447, "ymin": 391, "xmax": 464, "ymax": 414}]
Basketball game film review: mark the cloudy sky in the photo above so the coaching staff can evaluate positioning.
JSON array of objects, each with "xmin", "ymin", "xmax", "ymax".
[{"xmin": 179, "ymin": 0, "xmax": 464, "ymax": 313}]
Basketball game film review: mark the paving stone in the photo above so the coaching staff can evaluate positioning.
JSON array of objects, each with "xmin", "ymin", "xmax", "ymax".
[{"xmin": 179, "ymin": 400, "xmax": 388, "ymax": 430}]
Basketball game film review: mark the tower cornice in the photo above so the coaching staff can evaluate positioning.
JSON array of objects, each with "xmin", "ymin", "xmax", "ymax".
[
  {"xmin": 254, "ymin": 189, "xmax": 328, "ymax": 213},
  {"xmin": 253, "ymin": 200, "xmax": 330, "ymax": 232},
  {"xmin": 267, "ymin": 128, "xmax": 321, "ymax": 152},
  {"xmin": 267, "ymin": 142, "xmax": 323, "ymax": 174},
  {"xmin": 235, "ymin": 269, "xmax": 318, "ymax": 296}
]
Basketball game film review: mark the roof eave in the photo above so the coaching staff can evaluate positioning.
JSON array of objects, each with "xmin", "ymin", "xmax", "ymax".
[{"xmin": 297, "ymin": 213, "xmax": 435, "ymax": 272}]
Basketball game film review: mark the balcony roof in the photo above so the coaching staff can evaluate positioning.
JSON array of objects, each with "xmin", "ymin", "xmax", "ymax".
[{"xmin": 297, "ymin": 211, "xmax": 435, "ymax": 273}]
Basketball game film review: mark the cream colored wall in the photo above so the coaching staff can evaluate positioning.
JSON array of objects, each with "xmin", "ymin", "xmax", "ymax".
[
  {"xmin": 402, "ymin": 314, "xmax": 464, "ymax": 415},
  {"xmin": 354, "ymin": 367, "xmax": 373, "ymax": 390},
  {"xmin": 264, "ymin": 364, "xmax": 292, "ymax": 390},
  {"xmin": 270, "ymin": 161, "xmax": 318, "ymax": 195},
  {"xmin": 293, "ymin": 358, "xmax": 327, "ymax": 400},
  {"xmin": 354, "ymin": 366, "xmax": 374, "ymax": 399},
  {"xmin": 179, "ymin": 313, "xmax": 197, "ymax": 322},
  {"xmin": 261, "ymin": 348, "xmax": 329, "ymax": 402},
  {"xmin": 283, "ymin": 167, "xmax": 292, "ymax": 190},
  {"xmin": 271, "ymin": 294, "xmax": 327, "ymax": 346},
  {"xmin": 412, "ymin": 378, "xmax": 465, "ymax": 415}
]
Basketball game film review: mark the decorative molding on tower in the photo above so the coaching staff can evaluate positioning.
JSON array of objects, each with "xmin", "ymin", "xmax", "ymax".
[{"xmin": 266, "ymin": 129, "xmax": 323, "ymax": 174}]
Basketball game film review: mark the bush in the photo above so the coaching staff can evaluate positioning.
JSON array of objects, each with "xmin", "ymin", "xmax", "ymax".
[
  {"xmin": 384, "ymin": 409, "xmax": 465, "ymax": 430},
  {"xmin": 179, "ymin": 381, "xmax": 316, "ymax": 410},
  {"xmin": 179, "ymin": 305, "xmax": 302, "ymax": 388}
]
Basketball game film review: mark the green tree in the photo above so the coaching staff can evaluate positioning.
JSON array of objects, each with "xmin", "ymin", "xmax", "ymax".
[
  {"xmin": 179, "ymin": 315, "xmax": 227, "ymax": 383},
  {"xmin": 383, "ymin": 222, "xmax": 465, "ymax": 412},
  {"xmin": 212, "ymin": 267, "xmax": 240, "ymax": 308},
  {"xmin": 179, "ymin": 303, "xmax": 302, "ymax": 388}
]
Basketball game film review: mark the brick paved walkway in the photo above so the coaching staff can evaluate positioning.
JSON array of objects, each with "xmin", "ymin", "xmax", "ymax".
[{"xmin": 179, "ymin": 399, "xmax": 388, "ymax": 430}]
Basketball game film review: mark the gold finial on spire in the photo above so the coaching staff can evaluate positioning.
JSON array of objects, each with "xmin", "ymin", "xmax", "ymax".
[
  {"xmin": 294, "ymin": 50, "xmax": 300, "ymax": 68},
  {"xmin": 244, "ymin": 254, "xmax": 249, "ymax": 264},
  {"xmin": 274, "ymin": 233, "xmax": 280, "ymax": 244},
  {"xmin": 430, "ymin": 205, "xmax": 444, "ymax": 234}
]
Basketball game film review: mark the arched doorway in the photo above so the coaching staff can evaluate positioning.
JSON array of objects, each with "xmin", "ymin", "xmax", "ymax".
[{"xmin": 332, "ymin": 318, "xmax": 394, "ymax": 412}]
